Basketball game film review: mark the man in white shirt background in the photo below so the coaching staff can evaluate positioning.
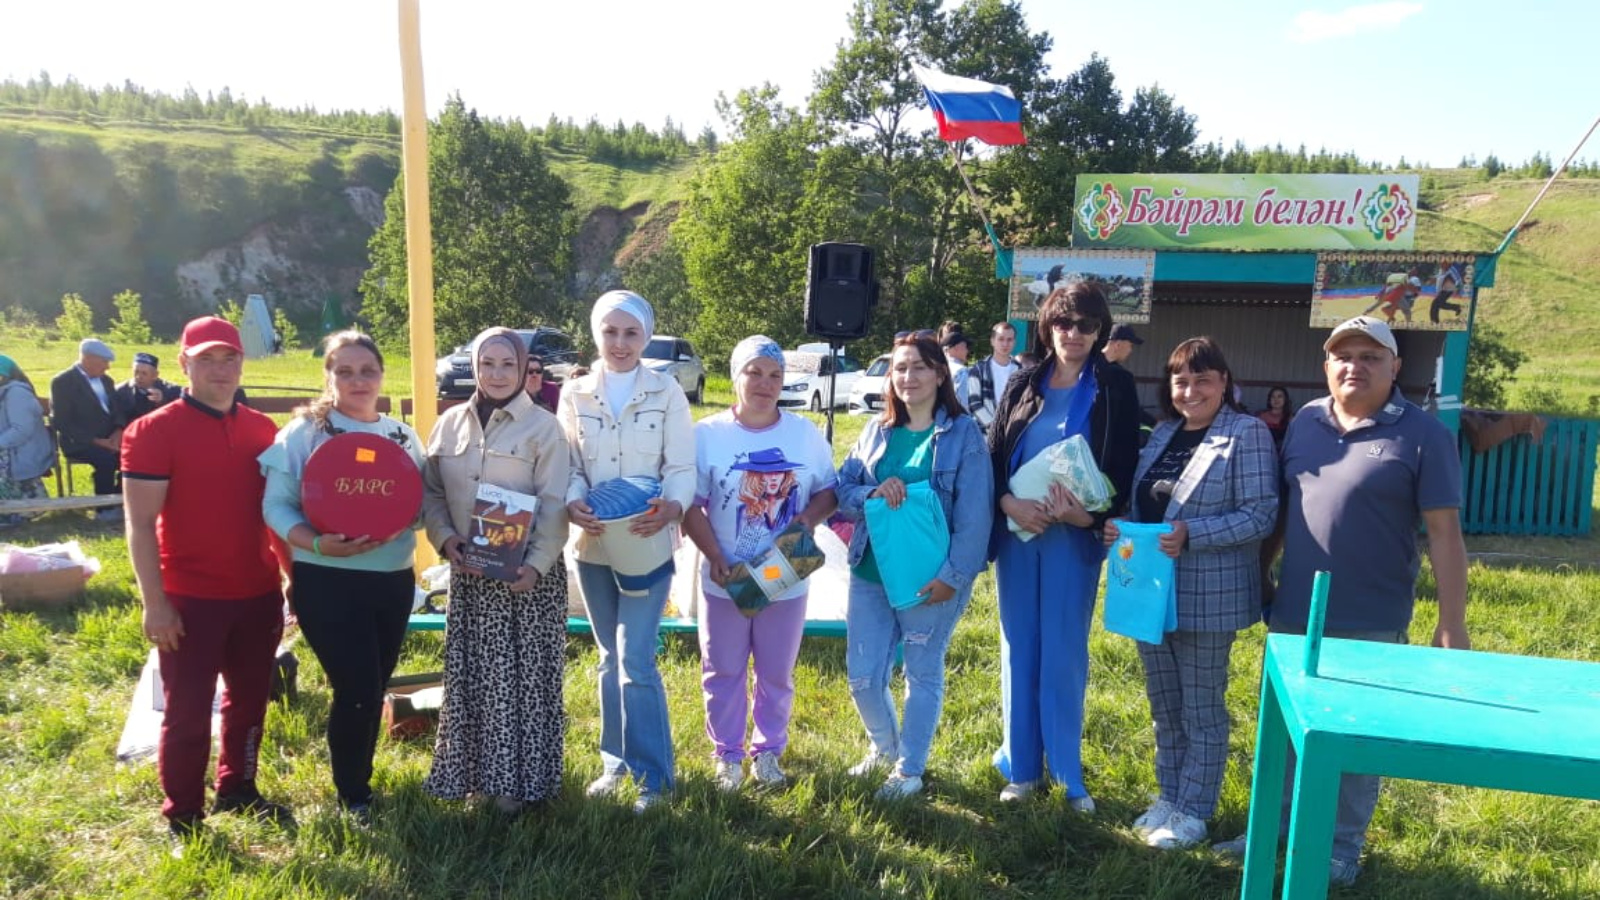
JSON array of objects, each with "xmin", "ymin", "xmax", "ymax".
[{"xmin": 967, "ymin": 321, "xmax": 1018, "ymax": 434}]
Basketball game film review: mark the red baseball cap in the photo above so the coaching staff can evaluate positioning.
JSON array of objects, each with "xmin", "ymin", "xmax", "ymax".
[{"xmin": 181, "ymin": 316, "xmax": 245, "ymax": 357}]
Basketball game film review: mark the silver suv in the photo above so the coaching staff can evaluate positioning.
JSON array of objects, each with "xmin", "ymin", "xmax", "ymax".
[{"xmin": 642, "ymin": 335, "xmax": 706, "ymax": 403}]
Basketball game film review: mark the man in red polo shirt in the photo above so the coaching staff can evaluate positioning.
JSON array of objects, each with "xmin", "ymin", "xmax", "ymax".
[{"xmin": 122, "ymin": 316, "xmax": 291, "ymax": 843}]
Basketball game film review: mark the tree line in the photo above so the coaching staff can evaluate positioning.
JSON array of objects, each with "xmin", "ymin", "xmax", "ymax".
[{"xmin": 0, "ymin": 73, "xmax": 706, "ymax": 164}]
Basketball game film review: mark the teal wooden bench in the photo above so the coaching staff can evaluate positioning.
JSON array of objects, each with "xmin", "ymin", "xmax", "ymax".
[{"xmin": 1241, "ymin": 572, "xmax": 1600, "ymax": 898}]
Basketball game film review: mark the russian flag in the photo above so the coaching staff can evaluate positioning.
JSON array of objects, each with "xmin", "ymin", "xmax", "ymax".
[{"xmin": 912, "ymin": 63, "xmax": 1025, "ymax": 146}]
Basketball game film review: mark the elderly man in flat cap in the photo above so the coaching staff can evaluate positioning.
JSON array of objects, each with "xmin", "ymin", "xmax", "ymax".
[
  {"xmin": 50, "ymin": 338, "xmax": 129, "ymax": 515},
  {"xmin": 116, "ymin": 352, "xmax": 183, "ymax": 423}
]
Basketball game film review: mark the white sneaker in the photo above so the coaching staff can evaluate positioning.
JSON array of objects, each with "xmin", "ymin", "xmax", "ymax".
[
  {"xmin": 713, "ymin": 760, "xmax": 742, "ymax": 793},
  {"xmin": 1132, "ymin": 798, "xmax": 1176, "ymax": 836},
  {"xmin": 1067, "ymin": 794, "xmax": 1097, "ymax": 815},
  {"xmin": 1146, "ymin": 809, "xmax": 1208, "ymax": 849},
  {"xmin": 586, "ymin": 770, "xmax": 627, "ymax": 798},
  {"xmin": 748, "ymin": 753, "xmax": 786, "ymax": 788},
  {"xmin": 632, "ymin": 791, "xmax": 665, "ymax": 814},
  {"xmin": 848, "ymin": 748, "xmax": 893, "ymax": 777},
  {"xmin": 998, "ymin": 780, "xmax": 1041, "ymax": 802},
  {"xmin": 1328, "ymin": 858, "xmax": 1363, "ymax": 887},
  {"xmin": 876, "ymin": 771, "xmax": 924, "ymax": 800},
  {"xmin": 1211, "ymin": 833, "xmax": 1248, "ymax": 858}
]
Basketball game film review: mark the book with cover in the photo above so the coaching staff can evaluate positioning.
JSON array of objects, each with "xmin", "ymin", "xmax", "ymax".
[{"xmin": 459, "ymin": 484, "xmax": 541, "ymax": 582}]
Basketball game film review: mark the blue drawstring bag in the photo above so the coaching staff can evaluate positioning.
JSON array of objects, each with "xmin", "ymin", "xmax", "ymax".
[
  {"xmin": 1103, "ymin": 522, "xmax": 1176, "ymax": 644},
  {"xmin": 863, "ymin": 481, "xmax": 949, "ymax": 610}
]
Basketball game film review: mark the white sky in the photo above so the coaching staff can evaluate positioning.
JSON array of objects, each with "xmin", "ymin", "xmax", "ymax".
[{"xmin": 4, "ymin": 0, "xmax": 1596, "ymax": 167}]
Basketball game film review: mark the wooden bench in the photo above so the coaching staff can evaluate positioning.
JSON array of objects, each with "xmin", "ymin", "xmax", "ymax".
[
  {"xmin": 0, "ymin": 494, "xmax": 123, "ymax": 515},
  {"xmin": 31, "ymin": 392, "xmax": 473, "ymax": 506}
]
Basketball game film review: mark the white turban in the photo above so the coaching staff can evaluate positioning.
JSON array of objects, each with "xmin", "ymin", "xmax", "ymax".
[
  {"xmin": 729, "ymin": 335, "xmax": 785, "ymax": 380},
  {"xmin": 589, "ymin": 290, "xmax": 655, "ymax": 351}
]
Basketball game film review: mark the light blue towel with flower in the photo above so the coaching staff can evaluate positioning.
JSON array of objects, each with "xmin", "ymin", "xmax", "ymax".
[{"xmin": 1104, "ymin": 521, "xmax": 1176, "ymax": 644}]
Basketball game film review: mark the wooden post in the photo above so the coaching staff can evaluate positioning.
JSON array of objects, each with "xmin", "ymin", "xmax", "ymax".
[{"xmin": 398, "ymin": 0, "xmax": 438, "ymax": 569}]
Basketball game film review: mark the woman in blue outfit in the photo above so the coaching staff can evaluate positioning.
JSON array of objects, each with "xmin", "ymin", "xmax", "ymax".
[
  {"xmin": 1104, "ymin": 337, "xmax": 1278, "ymax": 849},
  {"xmin": 988, "ymin": 282, "xmax": 1141, "ymax": 811},
  {"xmin": 836, "ymin": 333, "xmax": 994, "ymax": 800}
]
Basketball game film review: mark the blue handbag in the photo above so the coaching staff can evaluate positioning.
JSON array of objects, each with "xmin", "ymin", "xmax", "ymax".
[
  {"xmin": 863, "ymin": 481, "xmax": 949, "ymax": 610},
  {"xmin": 1103, "ymin": 522, "xmax": 1177, "ymax": 644}
]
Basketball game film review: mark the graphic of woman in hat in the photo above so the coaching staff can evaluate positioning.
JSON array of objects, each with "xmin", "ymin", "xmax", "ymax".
[
  {"xmin": 732, "ymin": 448, "xmax": 803, "ymax": 560},
  {"xmin": 682, "ymin": 335, "xmax": 837, "ymax": 792}
]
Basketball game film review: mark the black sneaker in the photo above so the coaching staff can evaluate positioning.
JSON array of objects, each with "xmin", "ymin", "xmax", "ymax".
[
  {"xmin": 340, "ymin": 797, "xmax": 374, "ymax": 827},
  {"xmin": 167, "ymin": 816, "xmax": 205, "ymax": 858},
  {"xmin": 212, "ymin": 789, "xmax": 295, "ymax": 828}
]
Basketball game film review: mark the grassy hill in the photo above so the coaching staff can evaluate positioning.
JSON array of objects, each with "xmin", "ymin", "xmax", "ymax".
[
  {"xmin": 1421, "ymin": 172, "xmax": 1600, "ymax": 411},
  {"xmin": 0, "ymin": 112, "xmax": 695, "ymax": 337}
]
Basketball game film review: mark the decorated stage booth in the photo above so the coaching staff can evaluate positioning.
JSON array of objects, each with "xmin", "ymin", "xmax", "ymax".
[{"xmin": 1003, "ymin": 173, "xmax": 1595, "ymax": 537}]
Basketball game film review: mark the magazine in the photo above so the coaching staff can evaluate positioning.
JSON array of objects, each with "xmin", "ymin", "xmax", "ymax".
[{"xmin": 459, "ymin": 484, "xmax": 540, "ymax": 581}]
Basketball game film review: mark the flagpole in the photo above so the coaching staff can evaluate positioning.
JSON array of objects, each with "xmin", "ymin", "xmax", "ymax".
[{"xmin": 948, "ymin": 142, "xmax": 995, "ymax": 246}]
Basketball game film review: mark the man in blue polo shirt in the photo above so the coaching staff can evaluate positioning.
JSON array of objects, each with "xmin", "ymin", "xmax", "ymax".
[{"xmin": 1217, "ymin": 315, "xmax": 1469, "ymax": 885}]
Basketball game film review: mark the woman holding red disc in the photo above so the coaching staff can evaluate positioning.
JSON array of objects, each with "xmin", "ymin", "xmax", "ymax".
[{"xmin": 259, "ymin": 330, "xmax": 424, "ymax": 822}]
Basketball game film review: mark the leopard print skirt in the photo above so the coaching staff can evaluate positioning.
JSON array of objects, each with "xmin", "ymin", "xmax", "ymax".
[{"xmin": 424, "ymin": 557, "xmax": 568, "ymax": 803}]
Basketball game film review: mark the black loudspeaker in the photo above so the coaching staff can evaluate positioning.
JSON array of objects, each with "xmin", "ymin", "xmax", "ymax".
[{"xmin": 804, "ymin": 242, "xmax": 876, "ymax": 340}]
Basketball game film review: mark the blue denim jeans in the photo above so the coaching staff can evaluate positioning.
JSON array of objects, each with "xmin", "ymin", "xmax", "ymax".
[
  {"xmin": 845, "ymin": 576, "xmax": 971, "ymax": 778},
  {"xmin": 577, "ymin": 561, "xmax": 675, "ymax": 793}
]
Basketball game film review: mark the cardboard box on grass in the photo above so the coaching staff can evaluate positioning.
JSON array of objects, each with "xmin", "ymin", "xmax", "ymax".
[
  {"xmin": 0, "ymin": 565, "xmax": 86, "ymax": 611},
  {"xmin": 382, "ymin": 672, "xmax": 443, "ymax": 739}
]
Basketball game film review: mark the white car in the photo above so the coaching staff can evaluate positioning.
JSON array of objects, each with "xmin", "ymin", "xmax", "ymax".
[
  {"xmin": 641, "ymin": 335, "xmax": 706, "ymax": 403},
  {"xmin": 847, "ymin": 353, "xmax": 890, "ymax": 415},
  {"xmin": 780, "ymin": 350, "xmax": 864, "ymax": 411}
]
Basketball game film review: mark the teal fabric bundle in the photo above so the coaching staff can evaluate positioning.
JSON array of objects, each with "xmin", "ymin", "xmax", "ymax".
[
  {"xmin": 1103, "ymin": 521, "xmax": 1176, "ymax": 644},
  {"xmin": 863, "ymin": 481, "xmax": 949, "ymax": 610}
]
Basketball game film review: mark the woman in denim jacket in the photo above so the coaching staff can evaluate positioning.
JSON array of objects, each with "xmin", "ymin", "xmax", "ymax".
[
  {"xmin": 835, "ymin": 333, "xmax": 994, "ymax": 800},
  {"xmin": 558, "ymin": 290, "xmax": 695, "ymax": 813}
]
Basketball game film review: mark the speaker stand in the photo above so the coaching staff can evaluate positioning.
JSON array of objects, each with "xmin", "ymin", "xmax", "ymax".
[{"xmin": 823, "ymin": 339, "xmax": 842, "ymax": 445}]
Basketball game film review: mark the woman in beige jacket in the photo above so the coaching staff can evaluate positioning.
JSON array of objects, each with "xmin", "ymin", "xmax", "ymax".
[
  {"xmin": 420, "ymin": 327, "xmax": 571, "ymax": 815},
  {"xmin": 559, "ymin": 290, "xmax": 695, "ymax": 812}
]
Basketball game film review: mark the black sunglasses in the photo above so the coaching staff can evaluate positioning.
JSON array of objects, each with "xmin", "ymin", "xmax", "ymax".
[
  {"xmin": 1049, "ymin": 317, "xmax": 1102, "ymax": 336},
  {"xmin": 526, "ymin": 367, "xmax": 544, "ymax": 377}
]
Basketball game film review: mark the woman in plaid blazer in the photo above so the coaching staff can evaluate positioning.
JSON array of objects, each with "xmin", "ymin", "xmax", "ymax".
[{"xmin": 1103, "ymin": 337, "xmax": 1278, "ymax": 850}]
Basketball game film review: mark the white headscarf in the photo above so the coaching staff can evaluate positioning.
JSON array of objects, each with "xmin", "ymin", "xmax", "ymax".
[
  {"xmin": 729, "ymin": 335, "xmax": 785, "ymax": 380},
  {"xmin": 589, "ymin": 290, "xmax": 655, "ymax": 352}
]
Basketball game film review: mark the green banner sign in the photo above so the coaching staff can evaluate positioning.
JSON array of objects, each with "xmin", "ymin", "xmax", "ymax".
[{"xmin": 1072, "ymin": 174, "xmax": 1419, "ymax": 250}]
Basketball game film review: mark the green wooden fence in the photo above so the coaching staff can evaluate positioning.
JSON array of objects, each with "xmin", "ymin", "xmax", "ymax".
[{"xmin": 1460, "ymin": 417, "xmax": 1599, "ymax": 536}]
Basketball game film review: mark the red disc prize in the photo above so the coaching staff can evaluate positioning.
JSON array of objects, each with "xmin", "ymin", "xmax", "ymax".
[{"xmin": 301, "ymin": 432, "xmax": 423, "ymax": 540}]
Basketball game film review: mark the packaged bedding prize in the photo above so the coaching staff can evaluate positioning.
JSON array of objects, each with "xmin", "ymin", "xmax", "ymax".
[
  {"xmin": 1103, "ymin": 521, "xmax": 1176, "ymax": 644},
  {"xmin": 723, "ymin": 521, "xmax": 826, "ymax": 617},
  {"xmin": 1005, "ymin": 434, "xmax": 1115, "ymax": 541}
]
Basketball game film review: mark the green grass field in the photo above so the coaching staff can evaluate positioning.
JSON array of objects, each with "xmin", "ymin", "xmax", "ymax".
[
  {"xmin": 3, "ymin": 357, "xmax": 1600, "ymax": 897},
  {"xmin": 4, "ymin": 502, "xmax": 1599, "ymax": 898}
]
